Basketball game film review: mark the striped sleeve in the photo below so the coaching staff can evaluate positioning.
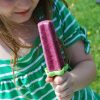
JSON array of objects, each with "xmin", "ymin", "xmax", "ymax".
[{"xmin": 52, "ymin": 0, "xmax": 90, "ymax": 54}]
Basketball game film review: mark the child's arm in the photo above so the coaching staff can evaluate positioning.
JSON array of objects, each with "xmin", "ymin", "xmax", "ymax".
[
  {"xmin": 46, "ymin": 40, "xmax": 96, "ymax": 100},
  {"xmin": 65, "ymin": 40, "xmax": 96, "ymax": 91}
]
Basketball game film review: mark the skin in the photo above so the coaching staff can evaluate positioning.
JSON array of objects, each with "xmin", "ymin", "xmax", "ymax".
[
  {"xmin": 0, "ymin": 0, "xmax": 96, "ymax": 100},
  {"xmin": 0, "ymin": 0, "xmax": 39, "ymax": 23},
  {"xmin": 46, "ymin": 41, "xmax": 96, "ymax": 100},
  {"xmin": 0, "ymin": 0, "xmax": 40, "ymax": 57}
]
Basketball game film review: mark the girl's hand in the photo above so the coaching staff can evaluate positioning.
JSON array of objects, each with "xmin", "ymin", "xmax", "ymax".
[{"xmin": 46, "ymin": 72, "xmax": 75, "ymax": 100}]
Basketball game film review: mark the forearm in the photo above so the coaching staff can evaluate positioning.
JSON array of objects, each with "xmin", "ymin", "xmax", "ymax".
[{"xmin": 70, "ymin": 60, "xmax": 96, "ymax": 91}]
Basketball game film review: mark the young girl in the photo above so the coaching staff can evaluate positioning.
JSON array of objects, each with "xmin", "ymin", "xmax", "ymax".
[{"xmin": 0, "ymin": 0, "xmax": 99, "ymax": 100}]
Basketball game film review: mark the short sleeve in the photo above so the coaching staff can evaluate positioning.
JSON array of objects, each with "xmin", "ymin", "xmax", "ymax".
[{"xmin": 51, "ymin": 0, "xmax": 90, "ymax": 54}]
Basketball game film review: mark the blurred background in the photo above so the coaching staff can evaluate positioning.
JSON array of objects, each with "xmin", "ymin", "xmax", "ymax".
[{"xmin": 66, "ymin": 0, "xmax": 100, "ymax": 94}]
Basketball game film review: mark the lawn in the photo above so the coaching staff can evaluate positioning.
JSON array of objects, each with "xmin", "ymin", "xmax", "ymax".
[{"xmin": 66, "ymin": 0, "xmax": 100, "ymax": 94}]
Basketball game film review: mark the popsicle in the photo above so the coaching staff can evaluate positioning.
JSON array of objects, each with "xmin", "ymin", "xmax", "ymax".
[{"xmin": 38, "ymin": 20, "xmax": 68, "ymax": 77}]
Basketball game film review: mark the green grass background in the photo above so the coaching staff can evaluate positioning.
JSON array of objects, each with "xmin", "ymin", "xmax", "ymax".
[{"xmin": 66, "ymin": 0, "xmax": 100, "ymax": 94}]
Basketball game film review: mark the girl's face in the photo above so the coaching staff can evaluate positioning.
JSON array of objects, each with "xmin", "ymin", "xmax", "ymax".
[{"xmin": 0, "ymin": 0, "xmax": 39, "ymax": 23}]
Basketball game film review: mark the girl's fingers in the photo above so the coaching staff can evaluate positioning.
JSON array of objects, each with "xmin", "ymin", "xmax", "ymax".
[
  {"xmin": 54, "ymin": 76, "xmax": 74, "ymax": 93},
  {"xmin": 61, "ymin": 93, "xmax": 74, "ymax": 100},
  {"xmin": 55, "ymin": 87, "xmax": 74, "ymax": 99},
  {"xmin": 54, "ymin": 83, "xmax": 69, "ymax": 93},
  {"xmin": 49, "ymin": 79, "xmax": 68, "ymax": 92},
  {"xmin": 45, "ymin": 76, "xmax": 54, "ymax": 83},
  {"xmin": 58, "ymin": 93, "xmax": 74, "ymax": 100},
  {"xmin": 53, "ymin": 72, "xmax": 70, "ymax": 85},
  {"xmin": 45, "ymin": 72, "xmax": 75, "ymax": 100}
]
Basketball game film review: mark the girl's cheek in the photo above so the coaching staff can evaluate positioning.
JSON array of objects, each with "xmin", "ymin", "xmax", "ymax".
[
  {"xmin": 0, "ymin": 1, "xmax": 14, "ymax": 15},
  {"xmin": 0, "ymin": 0, "xmax": 14, "ymax": 9}
]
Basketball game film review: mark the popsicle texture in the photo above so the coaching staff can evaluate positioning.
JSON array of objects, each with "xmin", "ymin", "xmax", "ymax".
[{"xmin": 38, "ymin": 20, "xmax": 68, "ymax": 76}]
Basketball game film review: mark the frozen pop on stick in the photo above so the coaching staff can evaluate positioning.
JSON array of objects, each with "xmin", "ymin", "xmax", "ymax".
[{"xmin": 38, "ymin": 20, "xmax": 68, "ymax": 77}]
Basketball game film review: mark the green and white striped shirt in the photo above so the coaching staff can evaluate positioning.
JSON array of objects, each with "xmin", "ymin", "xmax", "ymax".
[{"xmin": 0, "ymin": 0, "xmax": 99, "ymax": 100}]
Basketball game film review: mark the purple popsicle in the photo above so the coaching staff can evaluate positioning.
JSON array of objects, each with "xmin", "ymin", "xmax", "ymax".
[{"xmin": 38, "ymin": 20, "xmax": 65, "ymax": 72}]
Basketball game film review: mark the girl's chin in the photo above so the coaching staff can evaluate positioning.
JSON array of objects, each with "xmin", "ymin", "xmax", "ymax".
[
  {"xmin": 15, "ymin": 19, "xmax": 30, "ymax": 24},
  {"xmin": 11, "ymin": 14, "xmax": 32, "ymax": 24}
]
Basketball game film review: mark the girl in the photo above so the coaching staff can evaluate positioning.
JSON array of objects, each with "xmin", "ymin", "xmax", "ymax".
[{"xmin": 0, "ymin": 0, "xmax": 99, "ymax": 100}]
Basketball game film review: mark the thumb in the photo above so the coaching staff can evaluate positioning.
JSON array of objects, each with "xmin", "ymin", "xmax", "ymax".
[{"xmin": 45, "ymin": 76, "xmax": 54, "ymax": 83}]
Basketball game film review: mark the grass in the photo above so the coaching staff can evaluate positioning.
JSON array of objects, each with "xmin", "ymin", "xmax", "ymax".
[{"xmin": 66, "ymin": 0, "xmax": 100, "ymax": 94}]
